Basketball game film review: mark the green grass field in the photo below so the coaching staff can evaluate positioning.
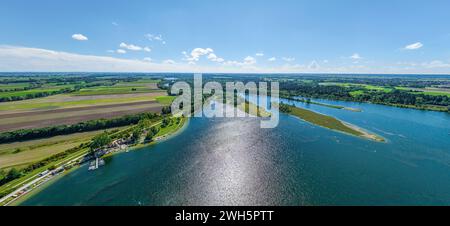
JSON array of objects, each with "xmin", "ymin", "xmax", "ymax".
[
  {"xmin": 73, "ymin": 86, "xmax": 159, "ymax": 96},
  {"xmin": 0, "ymin": 93, "xmax": 164, "ymax": 111},
  {"xmin": 285, "ymin": 105, "xmax": 364, "ymax": 136},
  {"xmin": 72, "ymin": 80, "xmax": 160, "ymax": 96},
  {"xmin": 420, "ymin": 91, "xmax": 450, "ymax": 97},
  {"xmin": 395, "ymin": 86, "xmax": 450, "ymax": 97},
  {"xmin": 0, "ymin": 147, "xmax": 90, "ymax": 203},
  {"xmin": 0, "ymin": 88, "xmax": 63, "ymax": 98},
  {"xmin": 321, "ymin": 82, "xmax": 392, "ymax": 91},
  {"xmin": 155, "ymin": 117, "xmax": 186, "ymax": 138},
  {"xmin": 349, "ymin": 90, "xmax": 365, "ymax": 97},
  {"xmin": 323, "ymin": 82, "xmax": 450, "ymax": 98},
  {"xmin": 155, "ymin": 96, "xmax": 176, "ymax": 105},
  {"xmin": 0, "ymin": 83, "xmax": 31, "ymax": 90},
  {"xmin": 0, "ymin": 128, "xmax": 126, "ymax": 170},
  {"xmin": 283, "ymin": 104, "xmax": 384, "ymax": 142}
]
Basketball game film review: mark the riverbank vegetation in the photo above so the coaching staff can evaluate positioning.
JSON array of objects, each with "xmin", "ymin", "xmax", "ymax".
[
  {"xmin": 279, "ymin": 78, "xmax": 450, "ymax": 113},
  {"xmin": 0, "ymin": 112, "xmax": 160, "ymax": 143},
  {"xmin": 0, "ymin": 74, "xmax": 179, "ymax": 203},
  {"xmin": 280, "ymin": 103, "xmax": 385, "ymax": 142}
]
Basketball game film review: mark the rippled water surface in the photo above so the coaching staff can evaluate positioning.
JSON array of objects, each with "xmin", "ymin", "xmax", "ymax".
[{"xmin": 22, "ymin": 99, "xmax": 450, "ymax": 205}]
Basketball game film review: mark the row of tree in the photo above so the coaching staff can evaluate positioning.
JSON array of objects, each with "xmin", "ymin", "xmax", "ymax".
[
  {"xmin": 280, "ymin": 82, "xmax": 450, "ymax": 112},
  {"xmin": 0, "ymin": 83, "xmax": 42, "ymax": 93},
  {"xmin": 0, "ymin": 142, "xmax": 91, "ymax": 198},
  {"xmin": 0, "ymin": 82, "xmax": 111, "ymax": 103},
  {"xmin": 0, "ymin": 168, "xmax": 21, "ymax": 187},
  {"xmin": 0, "ymin": 112, "xmax": 160, "ymax": 144},
  {"xmin": 0, "ymin": 88, "xmax": 75, "ymax": 102}
]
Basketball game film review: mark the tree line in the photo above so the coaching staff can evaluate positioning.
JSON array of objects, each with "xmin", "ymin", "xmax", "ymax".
[
  {"xmin": 0, "ymin": 83, "xmax": 109, "ymax": 103},
  {"xmin": 0, "ymin": 112, "xmax": 160, "ymax": 144},
  {"xmin": 280, "ymin": 82, "xmax": 450, "ymax": 112}
]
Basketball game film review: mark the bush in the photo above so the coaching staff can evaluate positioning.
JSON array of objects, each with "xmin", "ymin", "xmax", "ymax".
[
  {"xmin": 0, "ymin": 168, "xmax": 21, "ymax": 186},
  {"xmin": 90, "ymin": 132, "xmax": 112, "ymax": 151}
]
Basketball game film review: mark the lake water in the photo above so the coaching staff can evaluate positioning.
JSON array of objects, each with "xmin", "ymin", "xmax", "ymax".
[{"xmin": 21, "ymin": 99, "xmax": 450, "ymax": 205}]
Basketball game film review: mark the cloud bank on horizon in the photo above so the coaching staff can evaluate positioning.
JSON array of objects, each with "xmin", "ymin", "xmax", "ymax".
[{"xmin": 0, "ymin": 0, "xmax": 449, "ymax": 74}]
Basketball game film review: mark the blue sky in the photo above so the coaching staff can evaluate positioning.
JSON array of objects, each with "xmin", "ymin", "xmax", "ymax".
[{"xmin": 0, "ymin": 0, "xmax": 449, "ymax": 73}]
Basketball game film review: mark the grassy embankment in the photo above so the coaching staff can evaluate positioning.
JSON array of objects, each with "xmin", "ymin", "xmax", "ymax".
[
  {"xmin": 6, "ymin": 115, "xmax": 186, "ymax": 206},
  {"xmin": 0, "ymin": 115, "xmax": 186, "ymax": 205},
  {"xmin": 281, "ymin": 104, "xmax": 385, "ymax": 142},
  {"xmin": 0, "ymin": 145, "xmax": 90, "ymax": 205},
  {"xmin": 0, "ymin": 79, "xmax": 175, "ymax": 203},
  {"xmin": 0, "ymin": 128, "xmax": 126, "ymax": 171}
]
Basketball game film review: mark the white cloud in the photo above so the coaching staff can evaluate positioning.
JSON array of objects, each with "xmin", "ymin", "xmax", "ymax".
[
  {"xmin": 244, "ymin": 56, "xmax": 256, "ymax": 65},
  {"xmin": 183, "ymin": 48, "xmax": 225, "ymax": 64},
  {"xmin": 116, "ymin": 49, "xmax": 126, "ymax": 54},
  {"xmin": 404, "ymin": 42, "xmax": 423, "ymax": 50},
  {"xmin": 255, "ymin": 52, "xmax": 264, "ymax": 57},
  {"xmin": 72, "ymin": 34, "xmax": 88, "ymax": 41},
  {"xmin": 282, "ymin": 57, "xmax": 295, "ymax": 62},
  {"xmin": 0, "ymin": 45, "xmax": 195, "ymax": 72},
  {"xmin": 223, "ymin": 56, "xmax": 257, "ymax": 67},
  {"xmin": 191, "ymin": 48, "xmax": 213, "ymax": 61},
  {"xmin": 207, "ymin": 53, "xmax": 224, "ymax": 63},
  {"xmin": 268, "ymin": 57, "xmax": 276, "ymax": 62},
  {"xmin": 119, "ymin": 42, "xmax": 142, "ymax": 51},
  {"xmin": 2, "ymin": 45, "xmax": 448, "ymax": 74},
  {"xmin": 308, "ymin": 61, "xmax": 320, "ymax": 70},
  {"xmin": 145, "ymin": 34, "xmax": 165, "ymax": 44},
  {"xmin": 422, "ymin": 60, "xmax": 450, "ymax": 68},
  {"xmin": 143, "ymin": 57, "xmax": 152, "ymax": 62},
  {"xmin": 118, "ymin": 43, "xmax": 151, "ymax": 52},
  {"xmin": 350, "ymin": 53, "xmax": 362, "ymax": 60},
  {"xmin": 163, "ymin": 59, "xmax": 175, "ymax": 64}
]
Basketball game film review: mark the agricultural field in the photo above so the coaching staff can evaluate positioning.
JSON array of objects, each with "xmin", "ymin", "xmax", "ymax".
[
  {"xmin": 320, "ymin": 82, "xmax": 450, "ymax": 98},
  {"xmin": 73, "ymin": 80, "xmax": 161, "ymax": 96},
  {"xmin": 0, "ymin": 88, "xmax": 63, "ymax": 98},
  {"xmin": 0, "ymin": 75, "xmax": 178, "ymax": 196},
  {"xmin": 0, "ymin": 93, "xmax": 168, "ymax": 132},
  {"xmin": 0, "ymin": 83, "xmax": 32, "ymax": 90},
  {"xmin": 0, "ymin": 128, "xmax": 123, "ymax": 170},
  {"xmin": 396, "ymin": 86, "xmax": 450, "ymax": 97},
  {"xmin": 156, "ymin": 96, "xmax": 177, "ymax": 105},
  {"xmin": 0, "ymin": 76, "xmax": 171, "ymax": 132},
  {"xmin": 319, "ymin": 82, "xmax": 393, "ymax": 92},
  {"xmin": 0, "ymin": 100, "xmax": 164, "ymax": 132}
]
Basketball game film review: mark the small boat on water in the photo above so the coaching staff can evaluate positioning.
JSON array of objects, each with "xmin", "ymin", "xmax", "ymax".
[{"xmin": 88, "ymin": 158, "xmax": 105, "ymax": 171}]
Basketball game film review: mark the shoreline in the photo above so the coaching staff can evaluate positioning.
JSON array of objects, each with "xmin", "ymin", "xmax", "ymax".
[
  {"xmin": 342, "ymin": 122, "xmax": 386, "ymax": 143},
  {"xmin": 282, "ymin": 104, "xmax": 385, "ymax": 143},
  {"xmin": 7, "ymin": 117, "xmax": 189, "ymax": 206}
]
